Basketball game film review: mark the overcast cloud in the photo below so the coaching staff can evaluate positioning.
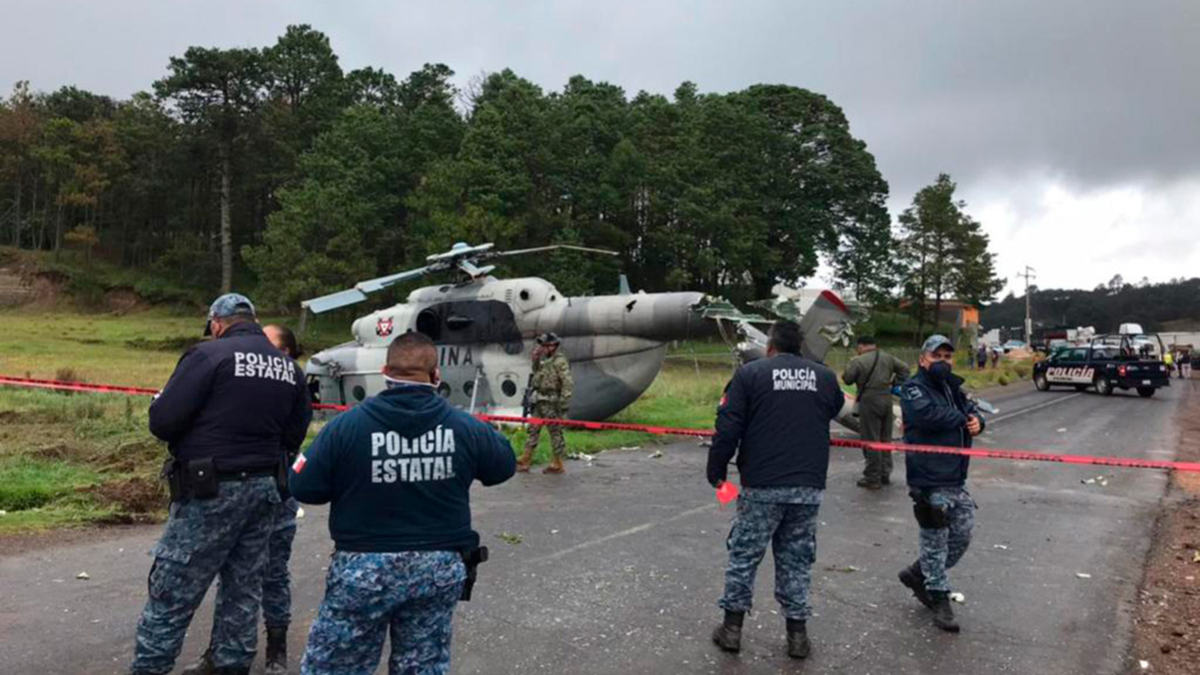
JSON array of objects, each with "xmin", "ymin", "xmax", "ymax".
[{"xmin": 4, "ymin": 0, "xmax": 1198, "ymax": 295}]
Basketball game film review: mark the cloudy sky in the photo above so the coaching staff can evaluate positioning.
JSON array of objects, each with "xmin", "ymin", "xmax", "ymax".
[{"xmin": 4, "ymin": 0, "xmax": 1198, "ymax": 296}]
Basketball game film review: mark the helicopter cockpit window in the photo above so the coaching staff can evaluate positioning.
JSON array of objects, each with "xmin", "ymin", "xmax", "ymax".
[
  {"xmin": 416, "ymin": 300, "xmax": 522, "ymax": 349},
  {"xmin": 416, "ymin": 309, "xmax": 440, "ymax": 340}
]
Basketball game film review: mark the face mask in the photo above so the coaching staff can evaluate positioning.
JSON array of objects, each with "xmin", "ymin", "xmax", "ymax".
[
  {"xmin": 383, "ymin": 375, "xmax": 437, "ymax": 391},
  {"xmin": 928, "ymin": 361, "xmax": 953, "ymax": 382}
]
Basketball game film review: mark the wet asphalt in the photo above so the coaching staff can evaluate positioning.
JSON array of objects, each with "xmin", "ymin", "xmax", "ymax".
[{"xmin": 0, "ymin": 379, "xmax": 1193, "ymax": 674}]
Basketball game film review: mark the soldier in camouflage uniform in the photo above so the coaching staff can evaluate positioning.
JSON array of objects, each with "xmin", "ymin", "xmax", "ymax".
[
  {"xmin": 897, "ymin": 335, "xmax": 983, "ymax": 633},
  {"xmin": 842, "ymin": 335, "xmax": 910, "ymax": 489},
  {"xmin": 518, "ymin": 333, "xmax": 574, "ymax": 474},
  {"xmin": 290, "ymin": 333, "xmax": 516, "ymax": 675},
  {"xmin": 707, "ymin": 322, "xmax": 844, "ymax": 660},
  {"xmin": 130, "ymin": 295, "xmax": 312, "ymax": 675}
]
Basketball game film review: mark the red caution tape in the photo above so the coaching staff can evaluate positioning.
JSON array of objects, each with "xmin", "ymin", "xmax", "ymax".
[
  {"xmin": 4, "ymin": 374, "xmax": 1200, "ymax": 473},
  {"xmin": 0, "ymin": 375, "xmax": 160, "ymax": 397}
]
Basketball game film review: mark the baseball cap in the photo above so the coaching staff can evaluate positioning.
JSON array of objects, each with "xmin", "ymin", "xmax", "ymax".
[
  {"xmin": 205, "ymin": 293, "xmax": 256, "ymax": 336},
  {"xmin": 922, "ymin": 334, "xmax": 955, "ymax": 353}
]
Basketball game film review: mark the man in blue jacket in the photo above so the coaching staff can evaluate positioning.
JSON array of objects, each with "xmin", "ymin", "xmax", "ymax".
[
  {"xmin": 291, "ymin": 331, "xmax": 516, "ymax": 675},
  {"xmin": 707, "ymin": 322, "xmax": 844, "ymax": 660},
  {"xmin": 130, "ymin": 294, "xmax": 312, "ymax": 675},
  {"xmin": 898, "ymin": 334, "xmax": 984, "ymax": 633}
]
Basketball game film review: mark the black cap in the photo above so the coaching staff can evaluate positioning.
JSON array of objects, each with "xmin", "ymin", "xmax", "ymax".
[{"xmin": 856, "ymin": 335, "xmax": 877, "ymax": 346}]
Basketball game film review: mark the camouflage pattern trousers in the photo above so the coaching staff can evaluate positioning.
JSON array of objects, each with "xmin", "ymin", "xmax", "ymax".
[
  {"xmin": 915, "ymin": 487, "xmax": 976, "ymax": 592},
  {"xmin": 207, "ymin": 496, "xmax": 298, "ymax": 636},
  {"xmin": 524, "ymin": 402, "xmax": 568, "ymax": 459},
  {"xmin": 719, "ymin": 498, "xmax": 820, "ymax": 620},
  {"xmin": 301, "ymin": 551, "xmax": 466, "ymax": 675},
  {"xmin": 130, "ymin": 476, "xmax": 279, "ymax": 674},
  {"xmin": 261, "ymin": 497, "xmax": 299, "ymax": 628}
]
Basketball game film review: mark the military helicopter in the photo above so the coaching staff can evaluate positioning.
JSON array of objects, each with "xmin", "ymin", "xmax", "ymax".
[{"xmin": 300, "ymin": 241, "xmax": 858, "ymax": 421}]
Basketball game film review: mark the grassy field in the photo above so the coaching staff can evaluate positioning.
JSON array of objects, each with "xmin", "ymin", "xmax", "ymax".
[
  {"xmin": 0, "ymin": 309, "xmax": 733, "ymax": 533},
  {"xmin": 0, "ymin": 309, "xmax": 1029, "ymax": 534}
]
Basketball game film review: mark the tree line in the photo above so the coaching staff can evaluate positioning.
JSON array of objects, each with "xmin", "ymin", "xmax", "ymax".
[
  {"xmin": 0, "ymin": 24, "xmax": 1001, "ymax": 317},
  {"xmin": 981, "ymin": 277, "xmax": 1200, "ymax": 334}
]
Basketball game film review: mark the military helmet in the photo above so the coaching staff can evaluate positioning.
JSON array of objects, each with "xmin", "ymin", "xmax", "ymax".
[{"xmin": 536, "ymin": 332, "xmax": 562, "ymax": 346}]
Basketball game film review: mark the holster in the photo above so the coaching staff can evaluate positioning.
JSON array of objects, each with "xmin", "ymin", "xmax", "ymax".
[
  {"xmin": 276, "ymin": 451, "xmax": 294, "ymax": 499},
  {"xmin": 459, "ymin": 546, "xmax": 489, "ymax": 602},
  {"xmin": 911, "ymin": 490, "xmax": 950, "ymax": 529},
  {"xmin": 161, "ymin": 457, "xmax": 184, "ymax": 503}
]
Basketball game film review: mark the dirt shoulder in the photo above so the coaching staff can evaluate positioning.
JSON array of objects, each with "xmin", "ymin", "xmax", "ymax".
[
  {"xmin": 0, "ymin": 522, "xmax": 158, "ymax": 557},
  {"xmin": 1130, "ymin": 380, "xmax": 1200, "ymax": 672}
]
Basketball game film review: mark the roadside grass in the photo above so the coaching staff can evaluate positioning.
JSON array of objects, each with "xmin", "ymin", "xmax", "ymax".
[
  {"xmin": 0, "ymin": 309, "xmax": 348, "ymax": 388},
  {"xmin": 0, "ymin": 387, "xmax": 162, "ymax": 534}
]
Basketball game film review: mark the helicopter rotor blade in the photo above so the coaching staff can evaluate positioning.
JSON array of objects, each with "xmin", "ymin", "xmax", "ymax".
[
  {"xmin": 301, "ymin": 288, "xmax": 370, "ymax": 314},
  {"xmin": 301, "ymin": 266, "xmax": 432, "ymax": 314},
  {"xmin": 355, "ymin": 266, "xmax": 433, "ymax": 294},
  {"xmin": 494, "ymin": 245, "xmax": 619, "ymax": 257}
]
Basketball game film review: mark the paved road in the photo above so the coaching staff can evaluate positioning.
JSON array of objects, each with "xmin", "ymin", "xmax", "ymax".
[{"xmin": 1, "ymin": 379, "xmax": 1193, "ymax": 674}]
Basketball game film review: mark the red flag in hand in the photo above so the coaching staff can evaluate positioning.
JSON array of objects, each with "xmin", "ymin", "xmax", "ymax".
[{"xmin": 716, "ymin": 480, "xmax": 739, "ymax": 506}]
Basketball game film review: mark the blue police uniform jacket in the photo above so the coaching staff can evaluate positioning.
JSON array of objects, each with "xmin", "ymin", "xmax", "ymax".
[
  {"xmin": 900, "ymin": 368, "xmax": 984, "ymax": 488},
  {"xmin": 707, "ymin": 353, "xmax": 844, "ymax": 489},
  {"xmin": 289, "ymin": 384, "xmax": 517, "ymax": 552},
  {"xmin": 149, "ymin": 322, "xmax": 313, "ymax": 472}
]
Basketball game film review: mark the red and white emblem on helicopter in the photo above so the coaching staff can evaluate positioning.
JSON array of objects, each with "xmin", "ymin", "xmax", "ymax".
[{"xmin": 376, "ymin": 316, "xmax": 394, "ymax": 337}]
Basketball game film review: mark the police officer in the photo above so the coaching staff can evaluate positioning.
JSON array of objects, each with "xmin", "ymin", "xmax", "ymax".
[
  {"xmin": 290, "ymin": 332, "xmax": 516, "ymax": 674},
  {"xmin": 129, "ymin": 295, "xmax": 312, "ymax": 675},
  {"xmin": 182, "ymin": 324, "xmax": 307, "ymax": 675},
  {"xmin": 518, "ymin": 332, "xmax": 574, "ymax": 474},
  {"xmin": 842, "ymin": 335, "xmax": 909, "ymax": 489},
  {"xmin": 707, "ymin": 321, "xmax": 844, "ymax": 659},
  {"xmin": 897, "ymin": 334, "xmax": 984, "ymax": 633}
]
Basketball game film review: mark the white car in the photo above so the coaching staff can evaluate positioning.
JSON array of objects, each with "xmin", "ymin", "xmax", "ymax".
[{"xmin": 1001, "ymin": 340, "xmax": 1027, "ymax": 353}]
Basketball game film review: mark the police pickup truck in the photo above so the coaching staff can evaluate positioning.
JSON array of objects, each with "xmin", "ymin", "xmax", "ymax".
[{"xmin": 1033, "ymin": 333, "xmax": 1171, "ymax": 397}]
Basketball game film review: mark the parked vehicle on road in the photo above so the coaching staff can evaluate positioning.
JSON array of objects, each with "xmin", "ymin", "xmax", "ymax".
[
  {"xmin": 1033, "ymin": 333, "xmax": 1171, "ymax": 397},
  {"xmin": 1001, "ymin": 339, "xmax": 1028, "ymax": 353}
]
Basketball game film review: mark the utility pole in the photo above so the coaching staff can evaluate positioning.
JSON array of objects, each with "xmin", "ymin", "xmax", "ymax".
[{"xmin": 1017, "ymin": 265, "xmax": 1037, "ymax": 344}]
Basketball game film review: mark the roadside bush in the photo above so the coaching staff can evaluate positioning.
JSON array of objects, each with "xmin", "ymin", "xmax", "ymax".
[{"xmin": 997, "ymin": 375, "xmax": 1011, "ymax": 386}]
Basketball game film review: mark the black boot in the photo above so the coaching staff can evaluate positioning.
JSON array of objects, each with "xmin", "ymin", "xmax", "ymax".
[
  {"xmin": 856, "ymin": 477, "xmax": 883, "ymax": 490},
  {"xmin": 180, "ymin": 647, "xmax": 216, "ymax": 675},
  {"xmin": 930, "ymin": 591, "xmax": 960, "ymax": 633},
  {"xmin": 711, "ymin": 610, "xmax": 744, "ymax": 653},
  {"xmin": 264, "ymin": 626, "xmax": 288, "ymax": 675},
  {"xmin": 898, "ymin": 561, "xmax": 934, "ymax": 610},
  {"xmin": 785, "ymin": 618, "xmax": 810, "ymax": 659}
]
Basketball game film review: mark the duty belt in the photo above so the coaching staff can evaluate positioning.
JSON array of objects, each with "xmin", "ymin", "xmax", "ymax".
[{"xmin": 217, "ymin": 467, "xmax": 276, "ymax": 481}]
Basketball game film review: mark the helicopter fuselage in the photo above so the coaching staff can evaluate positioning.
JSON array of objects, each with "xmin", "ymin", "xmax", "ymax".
[{"xmin": 305, "ymin": 276, "xmax": 713, "ymax": 420}]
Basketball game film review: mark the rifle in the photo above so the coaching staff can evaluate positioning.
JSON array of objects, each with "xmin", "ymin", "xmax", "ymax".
[{"xmin": 520, "ymin": 372, "xmax": 536, "ymax": 423}]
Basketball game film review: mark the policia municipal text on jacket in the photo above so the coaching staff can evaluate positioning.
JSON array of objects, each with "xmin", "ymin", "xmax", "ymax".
[{"xmin": 707, "ymin": 321, "xmax": 844, "ymax": 661}]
